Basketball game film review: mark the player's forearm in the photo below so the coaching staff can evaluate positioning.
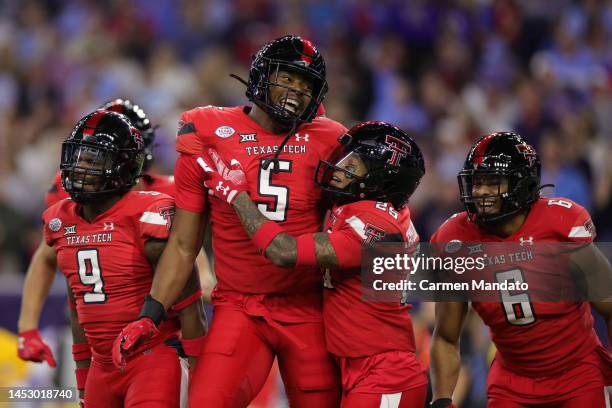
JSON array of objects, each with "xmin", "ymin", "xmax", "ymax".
[
  {"xmin": 195, "ymin": 249, "xmax": 215, "ymax": 303},
  {"xmin": 430, "ymin": 334, "xmax": 461, "ymax": 400},
  {"xmin": 18, "ymin": 250, "xmax": 57, "ymax": 332},
  {"xmin": 231, "ymin": 192, "xmax": 298, "ymax": 266},
  {"xmin": 232, "ymin": 192, "xmax": 272, "ymax": 237},
  {"xmin": 150, "ymin": 240, "xmax": 198, "ymax": 310}
]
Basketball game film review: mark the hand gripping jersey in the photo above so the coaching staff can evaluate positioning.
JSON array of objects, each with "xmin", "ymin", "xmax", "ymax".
[
  {"xmin": 42, "ymin": 191, "xmax": 179, "ymax": 364},
  {"xmin": 431, "ymin": 197, "xmax": 612, "ymax": 379},
  {"xmin": 174, "ymin": 105, "xmax": 346, "ymax": 322},
  {"xmin": 322, "ymin": 200, "xmax": 420, "ymax": 358},
  {"xmin": 45, "ymin": 170, "xmax": 175, "ymax": 207}
]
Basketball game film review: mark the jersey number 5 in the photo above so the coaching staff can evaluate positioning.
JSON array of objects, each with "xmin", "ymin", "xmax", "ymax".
[
  {"xmin": 496, "ymin": 268, "xmax": 535, "ymax": 326},
  {"xmin": 77, "ymin": 249, "xmax": 106, "ymax": 303},
  {"xmin": 257, "ymin": 159, "xmax": 292, "ymax": 221}
]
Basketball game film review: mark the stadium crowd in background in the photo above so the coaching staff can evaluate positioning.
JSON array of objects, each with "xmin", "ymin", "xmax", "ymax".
[{"xmin": 0, "ymin": 1, "xmax": 611, "ymax": 407}]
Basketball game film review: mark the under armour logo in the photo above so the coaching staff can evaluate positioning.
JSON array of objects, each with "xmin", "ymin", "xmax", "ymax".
[
  {"xmin": 216, "ymin": 181, "xmax": 230, "ymax": 196},
  {"xmin": 385, "ymin": 135, "xmax": 410, "ymax": 166},
  {"xmin": 64, "ymin": 225, "xmax": 77, "ymax": 235},
  {"xmin": 519, "ymin": 236, "xmax": 534, "ymax": 246},
  {"xmin": 103, "ymin": 222, "xmax": 114, "ymax": 231},
  {"xmin": 295, "ymin": 133, "xmax": 309, "ymax": 142}
]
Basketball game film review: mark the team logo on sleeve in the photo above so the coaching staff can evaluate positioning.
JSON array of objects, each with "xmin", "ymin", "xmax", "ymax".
[
  {"xmin": 48, "ymin": 218, "xmax": 62, "ymax": 232},
  {"xmin": 364, "ymin": 223, "xmax": 386, "ymax": 246},
  {"xmin": 64, "ymin": 225, "xmax": 77, "ymax": 235},
  {"xmin": 159, "ymin": 206, "xmax": 175, "ymax": 230},
  {"xmin": 385, "ymin": 135, "xmax": 410, "ymax": 166},
  {"xmin": 215, "ymin": 126, "xmax": 235, "ymax": 138}
]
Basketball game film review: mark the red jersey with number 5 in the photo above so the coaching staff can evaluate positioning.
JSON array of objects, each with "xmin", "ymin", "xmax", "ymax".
[
  {"xmin": 173, "ymin": 105, "xmax": 346, "ymax": 322},
  {"xmin": 42, "ymin": 191, "xmax": 179, "ymax": 364},
  {"xmin": 431, "ymin": 197, "xmax": 611, "ymax": 378}
]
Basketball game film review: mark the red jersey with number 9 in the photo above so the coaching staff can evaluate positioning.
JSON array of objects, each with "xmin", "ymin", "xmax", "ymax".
[
  {"xmin": 430, "ymin": 197, "xmax": 611, "ymax": 379},
  {"xmin": 42, "ymin": 191, "xmax": 179, "ymax": 364},
  {"xmin": 173, "ymin": 105, "xmax": 346, "ymax": 322}
]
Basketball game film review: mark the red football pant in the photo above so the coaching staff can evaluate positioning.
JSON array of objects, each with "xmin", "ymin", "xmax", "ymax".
[
  {"xmin": 85, "ymin": 343, "xmax": 183, "ymax": 408},
  {"xmin": 487, "ymin": 352, "xmax": 608, "ymax": 407},
  {"xmin": 488, "ymin": 387, "xmax": 609, "ymax": 407},
  {"xmin": 188, "ymin": 305, "xmax": 340, "ymax": 408},
  {"xmin": 336, "ymin": 350, "xmax": 428, "ymax": 408},
  {"xmin": 341, "ymin": 385, "xmax": 427, "ymax": 408}
]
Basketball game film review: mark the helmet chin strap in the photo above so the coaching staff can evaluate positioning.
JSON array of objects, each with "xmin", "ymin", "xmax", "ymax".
[
  {"xmin": 230, "ymin": 73, "xmax": 249, "ymax": 87},
  {"xmin": 261, "ymin": 119, "xmax": 299, "ymax": 171}
]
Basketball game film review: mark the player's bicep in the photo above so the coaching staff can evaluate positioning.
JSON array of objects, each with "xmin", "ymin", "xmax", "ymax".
[
  {"xmin": 170, "ymin": 208, "xmax": 207, "ymax": 260},
  {"xmin": 144, "ymin": 238, "xmax": 167, "ymax": 268},
  {"xmin": 569, "ymin": 243, "xmax": 612, "ymax": 301},
  {"xmin": 174, "ymin": 154, "xmax": 208, "ymax": 213}
]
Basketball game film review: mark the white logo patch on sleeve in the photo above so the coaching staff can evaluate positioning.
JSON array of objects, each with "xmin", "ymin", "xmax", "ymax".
[
  {"xmin": 346, "ymin": 215, "xmax": 367, "ymax": 239},
  {"xmin": 139, "ymin": 211, "xmax": 167, "ymax": 226},
  {"xmin": 568, "ymin": 226, "xmax": 592, "ymax": 238}
]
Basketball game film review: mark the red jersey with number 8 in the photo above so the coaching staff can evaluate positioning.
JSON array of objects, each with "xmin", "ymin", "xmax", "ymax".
[
  {"xmin": 430, "ymin": 197, "xmax": 611, "ymax": 379},
  {"xmin": 173, "ymin": 105, "xmax": 346, "ymax": 322},
  {"xmin": 42, "ymin": 191, "xmax": 179, "ymax": 364}
]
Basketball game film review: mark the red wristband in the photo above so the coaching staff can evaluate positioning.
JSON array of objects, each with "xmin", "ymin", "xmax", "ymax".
[
  {"xmin": 252, "ymin": 221, "xmax": 285, "ymax": 254},
  {"xmin": 72, "ymin": 343, "xmax": 91, "ymax": 362},
  {"xmin": 182, "ymin": 335, "xmax": 206, "ymax": 358},
  {"xmin": 170, "ymin": 289, "xmax": 203, "ymax": 312},
  {"xmin": 75, "ymin": 366, "xmax": 89, "ymax": 390},
  {"xmin": 296, "ymin": 234, "xmax": 317, "ymax": 267}
]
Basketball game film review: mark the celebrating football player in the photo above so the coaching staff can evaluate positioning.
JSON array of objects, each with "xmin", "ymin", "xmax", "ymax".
[
  {"xmin": 17, "ymin": 99, "xmax": 215, "ymax": 369},
  {"xmin": 36, "ymin": 110, "xmax": 206, "ymax": 407},
  {"xmin": 114, "ymin": 35, "xmax": 347, "ymax": 407},
  {"xmin": 429, "ymin": 132, "xmax": 612, "ymax": 408},
  {"xmin": 199, "ymin": 121, "xmax": 429, "ymax": 407}
]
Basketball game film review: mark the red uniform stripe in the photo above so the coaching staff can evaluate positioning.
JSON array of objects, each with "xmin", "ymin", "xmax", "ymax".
[
  {"xmin": 473, "ymin": 134, "xmax": 495, "ymax": 165},
  {"xmin": 82, "ymin": 110, "xmax": 106, "ymax": 137},
  {"xmin": 300, "ymin": 38, "xmax": 315, "ymax": 64}
]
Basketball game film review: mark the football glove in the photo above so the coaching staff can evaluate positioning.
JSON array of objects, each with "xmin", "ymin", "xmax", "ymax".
[
  {"xmin": 196, "ymin": 148, "xmax": 248, "ymax": 205},
  {"xmin": 112, "ymin": 295, "xmax": 164, "ymax": 370},
  {"xmin": 17, "ymin": 329, "xmax": 57, "ymax": 367}
]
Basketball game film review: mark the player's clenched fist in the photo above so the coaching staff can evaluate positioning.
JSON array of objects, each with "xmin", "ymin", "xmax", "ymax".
[
  {"xmin": 196, "ymin": 148, "xmax": 248, "ymax": 204},
  {"xmin": 112, "ymin": 317, "xmax": 158, "ymax": 370},
  {"xmin": 17, "ymin": 329, "xmax": 57, "ymax": 367}
]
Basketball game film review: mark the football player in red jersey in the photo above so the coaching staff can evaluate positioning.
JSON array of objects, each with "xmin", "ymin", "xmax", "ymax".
[
  {"xmin": 38, "ymin": 110, "xmax": 206, "ymax": 407},
  {"xmin": 18, "ymin": 99, "xmax": 215, "ymax": 369},
  {"xmin": 45, "ymin": 99, "xmax": 174, "ymax": 207},
  {"xmin": 114, "ymin": 35, "xmax": 347, "ymax": 407},
  {"xmin": 197, "ymin": 121, "xmax": 429, "ymax": 407},
  {"xmin": 429, "ymin": 132, "xmax": 612, "ymax": 408}
]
